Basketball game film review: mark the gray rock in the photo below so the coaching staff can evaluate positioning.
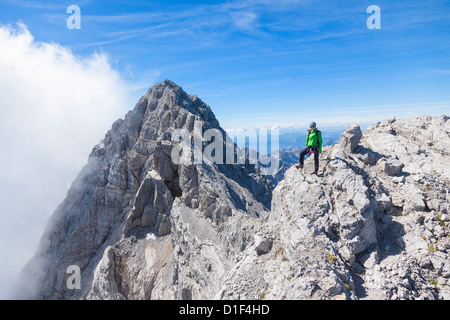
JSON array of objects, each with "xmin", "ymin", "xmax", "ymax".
[
  {"xmin": 377, "ymin": 159, "xmax": 404, "ymax": 176},
  {"xmin": 12, "ymin": 80, "xmax": 450, "ymax": 301},
  {"xmin": 339, "ymin": 124, "xmax": 362, "ymax": 154},
  {"xmin": 13, "ymin": 80, "xmax": 272, "ymax": 300},
  {"xmin": 254, "ymin": 235, "xmax": 273, "ymax": 255},
  {"xmin": 392, "ymin": 175, "xmax": 405, "ymax": 184},
  {"xmin": 385, "ymin": 116, "xmax": 396, "ymax": 124}
]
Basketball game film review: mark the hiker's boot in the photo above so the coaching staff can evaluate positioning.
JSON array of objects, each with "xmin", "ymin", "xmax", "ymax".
[
  {"xmin": 312, "ymin": 170, "xmax": 318, "ymax": 175},
  {"xmin": 296, "ymin": 164, "xmax": 303, "ymax": 169}
]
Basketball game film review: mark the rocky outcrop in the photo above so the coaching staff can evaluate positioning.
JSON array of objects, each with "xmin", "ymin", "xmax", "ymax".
[
  {"xmin": 14, "ymin": 78, "xmax": 450, "ymax": 301},
  {"xmin": 13, "ymin": 80, "xmax": 272, "ymax": 300},
  {"xmin": 339, "ymin": 123, "xmax": 362, "ymax": 154},
  {"xmin": 217, "ymin": 116, "xmax": 450, "ymax": 300}
]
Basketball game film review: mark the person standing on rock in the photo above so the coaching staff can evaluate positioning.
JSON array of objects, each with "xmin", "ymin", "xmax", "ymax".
[{"xmin": 296, "ymin": 122, "xmax": 322, "ymax": 174}]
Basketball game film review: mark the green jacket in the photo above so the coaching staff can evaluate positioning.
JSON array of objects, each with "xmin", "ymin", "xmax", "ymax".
[{"xmin": 306, "ymin": 129, "xmax": 322, "ymax": 152}]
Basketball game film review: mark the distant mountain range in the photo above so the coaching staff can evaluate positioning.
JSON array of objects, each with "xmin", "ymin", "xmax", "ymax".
[
  {"xmin": 277, "ymin": 127, "xmax": 346, "ymax": 150},
  {"xmin": 225, "ymin": 126, "xmax": 350, "ymax": 185},
  {"xmin": 13, "ymin": 80, "xmax": 450, "ymax": 301},
  {"xmin": 225, "ymin": 125, "xmax": 357, "ymax": 153}
]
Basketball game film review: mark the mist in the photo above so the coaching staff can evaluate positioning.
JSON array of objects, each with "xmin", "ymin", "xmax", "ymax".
[{"xmin": 0, "ymin": 23, "xmax": 131, "ymax": 299}]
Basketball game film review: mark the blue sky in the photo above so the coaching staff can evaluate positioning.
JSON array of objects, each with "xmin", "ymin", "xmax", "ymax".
[
  {"xmin": 0, "ymin": 0, "xmax": 449, "ymax": 299},
  {"xmin": 1, "ymin": 0, "xmax": 449, "ymax": 129}
]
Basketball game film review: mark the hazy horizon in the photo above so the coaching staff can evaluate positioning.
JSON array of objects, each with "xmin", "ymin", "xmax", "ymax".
[{"xmin": 1, "ymin": 0, "xmax": 449, "ymax": 299}]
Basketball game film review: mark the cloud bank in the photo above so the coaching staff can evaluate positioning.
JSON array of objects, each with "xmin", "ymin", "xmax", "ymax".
[{"xmin": 0, "ymin": 23, "xmax": 130, "ymax": 298}]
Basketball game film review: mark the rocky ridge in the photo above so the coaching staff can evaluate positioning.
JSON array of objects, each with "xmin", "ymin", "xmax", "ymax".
[
  {"xmin": 217, "ymin": 115, "xmax": 450, "ymax": 300},
  {"xmin": 14, "ymin": 79, "xmax": 450, "ymax": 300},
  {"xmin": 14, "ymin": 80, "xmax": 272, "ymax": 300}
]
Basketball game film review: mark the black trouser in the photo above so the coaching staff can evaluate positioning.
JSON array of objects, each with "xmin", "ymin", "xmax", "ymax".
[{"xmin": 299, "ymin": 146, "xmax": 319, "ymax": 171}]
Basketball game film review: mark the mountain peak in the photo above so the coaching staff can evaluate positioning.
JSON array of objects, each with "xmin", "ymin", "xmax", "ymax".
[
  {"xmin": 14, "ymin": 72, "xmax": 450, "ymax": 300},
  {"xmin": 149, "ymin": 79, "xmax": 181, "ymax": 92},
  {"xmin": 132, "ymin": 79, "xmax": 219, "ymax": 130},
  {"xmin": 13, "ymin": 79, "xmax": 273, "ymax": 300}
]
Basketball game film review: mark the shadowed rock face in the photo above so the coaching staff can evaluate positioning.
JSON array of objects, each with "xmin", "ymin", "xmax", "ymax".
[
  {"xmin": 14, "ymin": 81, "xmax": 450, "ymax": 300},
  {"xmin": 217, "ymin": 116, "xmax": 450, "ymax": 300},
  {"xmin": 13, "ymin": 80, "xmax": 272, "ymax": 300}
]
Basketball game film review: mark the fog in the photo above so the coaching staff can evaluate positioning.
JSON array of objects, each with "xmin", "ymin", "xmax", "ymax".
[{"xmin": 0, "ymin": 23, "xmax": 131, "ymax": 299}]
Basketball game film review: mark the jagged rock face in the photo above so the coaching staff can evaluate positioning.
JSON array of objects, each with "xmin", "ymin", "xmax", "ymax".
[
  {"xmin": 13, "ymin": 80, "xmax": 272, "ymax": 300},
  {"xmin": 339, "ymin": 123, "xmax": 362, "ymax": 154},
  {"xmin": 217, "ymin": 116, "xmax": 450, "ymax": 300},
  {"xmin": 14, "ymin": 81, "xmax": 450, "ymax": 301}
]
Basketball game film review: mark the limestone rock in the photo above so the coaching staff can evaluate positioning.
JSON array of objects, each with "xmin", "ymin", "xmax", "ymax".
[
  {"xmin": 339, "ymin": 124, "xmax": 362, "ymax": 154},
  {"xmin": 13, "ymin": 80, "xmax": 272, "ymax": 300},
  {"xmin": 217, "ymin": 114, "xmax": 450, "ymax": 300},
  {"xmin": 385, "ymin": 116, "xmax": 396, "ymax": 124},
  {"xmin": 254, "ymin": 234, "xmax": 273, "ymax": 255},
  {"xmin": 12, "ymin": 79, "xmax": 450, "ymax": 301},
  {"xmin": 378, "ymin": 159, "xmax": 404, "ymax": 176}
]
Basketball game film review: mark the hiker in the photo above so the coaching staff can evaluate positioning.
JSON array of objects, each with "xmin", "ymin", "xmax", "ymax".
[{"xmin": 296, "ymin": 122, "xmax": 322, "ymax": 174}]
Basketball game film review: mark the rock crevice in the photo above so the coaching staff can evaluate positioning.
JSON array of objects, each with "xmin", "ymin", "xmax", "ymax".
[{"xmin": 13, "ymin": 81, "xmax": 450, "ymax": 300}]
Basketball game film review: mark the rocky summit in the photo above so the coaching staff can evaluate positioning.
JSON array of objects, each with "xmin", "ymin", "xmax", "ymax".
[
  {"xmin": 218, "ymin": 115, "xmax": 450, "ymax": 300},
  {"xmin": 13, "ymin": 80, "xmax": 272, "ymax": 300},
  {"xmin": 13, "ymin": 80, "xmax": 450, "ymax": 300}
]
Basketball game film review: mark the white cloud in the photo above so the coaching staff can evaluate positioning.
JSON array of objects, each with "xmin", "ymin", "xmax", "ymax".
[
  {"xmin": 0, "ymin": 23, "xmax": 131, "ymax": 299},
  {"xmin": 230, "ymin": 11, "xmax": 258, "ymax": 31}
]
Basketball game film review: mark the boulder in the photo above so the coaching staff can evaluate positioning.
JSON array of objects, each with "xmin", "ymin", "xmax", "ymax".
[
  {"xmin": 378, "ymin": 159, "xmax": 404, "ymax": 176},
  {"xmin": 13, "ymin": 78, "xmax": 450, "ymax": 301},
  {"xmin": 339, "ymin": 124, "xmax": 362, "ymax": 154},
  {"xmin": 254, "ymin": 235, "xmax": 273, "ymax": 255},
  {"xmin": 385, "ymin": 116, "xmax": 396, "ymax": 124}
]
